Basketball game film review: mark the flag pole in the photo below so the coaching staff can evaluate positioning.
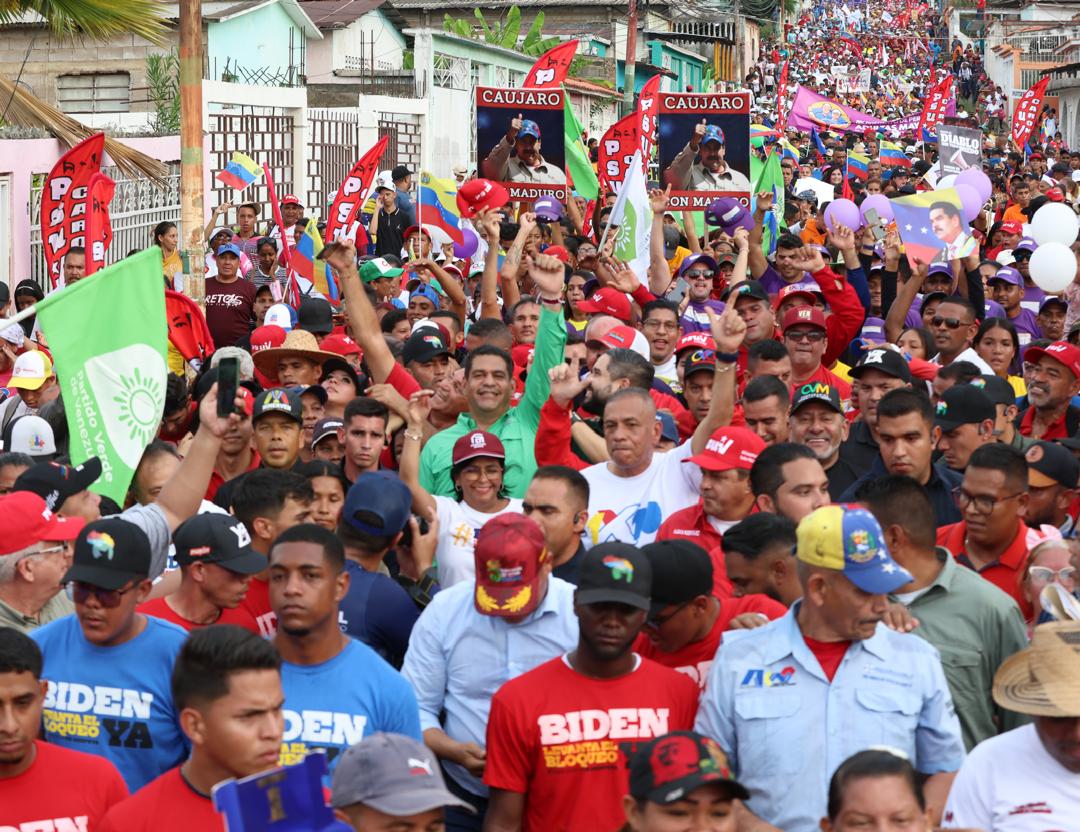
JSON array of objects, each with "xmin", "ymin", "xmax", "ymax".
[{"xmin": 0, "ymin": 305, "xmax": 40, "ymax": 327}]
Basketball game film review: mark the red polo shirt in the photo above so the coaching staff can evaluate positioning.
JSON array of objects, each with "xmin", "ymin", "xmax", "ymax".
[
  {"xmin": 790, "ymin": 364, "xmax": 852, "ymax": 403},
  {"xmin": 936, "ymin": 520, "xmax": 1032, "ymax": 620},
  {"xmin": 205, "ymin": 450, "xmax": 261, "ymax": 501},
  {"xmin": 1018, "ymin": 406, "xmax": 1070, "ymax": 440},
  {"xmin": 656, "ymin": 502, "xmax": 739, "ymax": 598}
]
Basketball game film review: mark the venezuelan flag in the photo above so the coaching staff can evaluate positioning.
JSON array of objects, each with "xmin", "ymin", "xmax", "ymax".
[
  {"xmin": 810, "ymin": 129, "xmax": 827, "ymax": 164},
  {"xmin": 216, "ymin": 152, "xmax": 263, "ymax": 191},
  {"xmin": 846, "ymin": 151, "xmax": 869, "ymax": 181},
  {"xmin": 418, "ymin": 172, "xmax": 464, "ymax": 244},
  {"xmin": 879, "ymin": 140, "xmax": 912, "ymax": 169},
  {"xmin": 779, "ymin": 138, "xmax": 799, "ymax": 162},
  {"xmin": 293, "ymin": 217, "xmax": 339, "ymax": 304}
]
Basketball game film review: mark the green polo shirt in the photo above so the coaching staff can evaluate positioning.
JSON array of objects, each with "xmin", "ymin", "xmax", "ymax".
[
  {"xmin": 418, "ymin": 305, "xmax": 566, "ymax": 498},
  {"xmin": 890, "ymin": 548, "xmax": 1030, "ymax": 750},
  {"xmin": 0, "ymin": 591, "xmax": 74, "ymax": 635}
]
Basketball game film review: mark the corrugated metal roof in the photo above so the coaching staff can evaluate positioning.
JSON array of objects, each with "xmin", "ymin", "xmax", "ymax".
[
  {"xmin": 299, "ymin": 0, "xmax": 386, "ymax": 28},
  {"xmin": 390, "ymin": 0, "xmax": 628, "ymax": 8}
]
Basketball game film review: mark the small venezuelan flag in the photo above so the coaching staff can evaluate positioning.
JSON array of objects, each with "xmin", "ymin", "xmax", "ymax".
[
  {"xmin": 292, "ymin": 217, "xmax": 339, "ymax": 304},
  {"xmin": 846, "ymin": 151, "xmax": 869, "ymax": 181},
  {"xmin": 418, "ymin": 172, "xmax": 464, "ymax": 244},
  {"xmin": 216, "ymin": 152, "xmax": 263, "ymax": 191},
  {"xmin": 779, "ymin": 138, "xmax": 799, "ymax": 162},
  {"xmin": 879, "ymin": 140, "xmax": 912, "ymax": 169}
]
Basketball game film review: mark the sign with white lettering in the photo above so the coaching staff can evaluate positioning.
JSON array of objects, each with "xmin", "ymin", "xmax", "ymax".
[{"xmin": 477, "ymin": 86, "xmax": 567, "ymax": 202}]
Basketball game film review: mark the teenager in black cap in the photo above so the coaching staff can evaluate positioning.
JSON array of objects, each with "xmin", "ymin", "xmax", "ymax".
[
  {"xmin": 933, "ymin": 384, "xmax": 995, "ymax": 472},
  {"xmin": 841, "ymin": 348, "xmax": 912, "ymax": 471}
]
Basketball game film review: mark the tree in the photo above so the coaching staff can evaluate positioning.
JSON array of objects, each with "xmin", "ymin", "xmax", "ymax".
[
  {"xmin": 443, "ymin": 6, "xmax": 561, "ymax": 57},
  {"xmin": 0, "ymin": 0, "xmax": 168, "ymax": 43}
]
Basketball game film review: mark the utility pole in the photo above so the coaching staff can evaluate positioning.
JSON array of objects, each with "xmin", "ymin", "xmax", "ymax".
[
  {"xmin": 179, "ymin": 0, "xmax": 205, "ymax": 305},
  {"xmin": 623, "ymin": 0, "xmax": 638, "ymax": 116}
]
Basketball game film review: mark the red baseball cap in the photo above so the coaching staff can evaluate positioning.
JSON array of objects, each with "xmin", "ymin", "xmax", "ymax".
[
  {"xmin": 320, "ymin": 333, "xmax": 362, "ymax": 358},
  {"xmin": 684, "ymin": 426, "xmax": 766, "ymax": 472},
  {"xmin": 774, "ymin": 282, "xmax": 822, "ymax": 311},
  {"xmin": 598, "ymin": 324, "xmax": 639, "ymax": 351},
  {"xmin": 237, "ymin": 387, "xmax": 255, "ymax": 419},
  {"xmin": 1026, "ymin": 341, "xmax": 1080, "ymax": 379},
  {"xmin": 544, "ymin": 245, "xmax": 570, "ymax": 264},
  {"xmin": 452, "ymin": 430, "xmax": 506, "ymax": 466},
  {"xmin": 1000, "ymin": 220, "xmax": 1024, "ymax": 235},
  {"xmin": 676, "ymin": 332, "xmax": 716, "ymax": 355},
  {"xmin": 473, "ymin": 514, "xmax": 546, "ymax": 618},
  {"xmin": 1046, "ymin": 189, "xmax": 1066, "ymax": 203},
  {"xmin": 781, "ymin": 305, "xmax": 827, "ymax": 332},
  {"xmin": 578, "ymin": 287, "xmax": 632, "ymax": 322},
  {"xmin": 456, "ymin": 178, "xmax": 509, "ymax": 218},
  {"xmin": 0, "ymin": 491, "xmax": 85, "ymax": 555},
  {"xmin": 281, "ymin": 194, "xmax": 302, "ymax": 206},
  {"xmin": 250, "ymin": 325, "xmax": 287, "ymax": 354}
]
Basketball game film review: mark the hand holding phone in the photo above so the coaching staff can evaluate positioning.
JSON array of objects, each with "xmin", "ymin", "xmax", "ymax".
[{"xmin": 217, "ymin": 357, "xmax": 240, "ymax": 419}]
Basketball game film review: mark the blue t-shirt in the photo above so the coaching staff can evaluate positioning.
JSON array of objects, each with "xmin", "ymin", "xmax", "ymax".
[
  {"xmin": 279, "ymin": 638, "xmax": 422, "ymax": 775},
  {"xmin": 338, "ymin": 560, "xmax": 419, "ymax": 669},
  {"xmin": 31, "ymin": 614, "xmax": 188, "ymax": 791}
]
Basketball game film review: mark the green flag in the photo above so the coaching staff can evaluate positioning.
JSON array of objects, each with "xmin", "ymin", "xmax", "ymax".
[
  {"xmin": 609, "ymin": 150, "xmax": 651, "ymax": 276},
  {"xmin": 33, "ymin": 249, "xmax": 168, "ymax": 504},
  {"xmin": 562, "ymin": 91, "xmax": 599, "ymax": 200},
  {"xmin": 751, "ymin": 150, "xmax": 786, "ymax": 256}
]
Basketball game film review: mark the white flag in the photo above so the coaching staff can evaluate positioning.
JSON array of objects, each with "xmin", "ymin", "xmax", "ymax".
[{"xmin": 608, "ymin": 150, "xmax": 651, "ymax": 279}]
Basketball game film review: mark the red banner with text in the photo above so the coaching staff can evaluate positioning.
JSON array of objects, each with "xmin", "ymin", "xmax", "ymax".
[
  {"xmin": 325, "ymin": 137, "xmax": 389, "ymax": 243},
  {"xmin": 598, "ymin": 113, "xmax": 640, "ymax": 196},
  {"xmin": 84, "ymin": 172, "xmax": 115, "ymax": 277},
  {"xmin": 1012, "ymin": 77, "xmax": 1050, "ymax": 149},
  {"xmin": 638, "ymin": 75, "xmax": 662, "ymax": 167},
  {"xmin": 522, "ymin": 40, "xmax": 579, "ymax": 89},
  {"xmin": 917, "ymin": 76, "xmax": 953, "ymax": 138},
  {"xmin": 41, "ymin": 133, "xmax": 105, "ymax": 288}
]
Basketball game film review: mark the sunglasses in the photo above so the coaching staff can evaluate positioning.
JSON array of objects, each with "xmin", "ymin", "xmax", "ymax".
[
  {"xmin": 785, "ymin": 330, "xmax": 826, "ymax": 343},
  {"xmin": 72, "ymin": 581, "xmax": 140, "ymax": 609},
  {"xmin": 931, "ymin": 316, "xmax": 968, "ymax": 330},
  {"xmin": 684, "ymin": 270, "xmax": 714, "ymax": 279},
  {"xmin": 1029, "ymin": 565, "xmax": 1077, "ymax": 584}
]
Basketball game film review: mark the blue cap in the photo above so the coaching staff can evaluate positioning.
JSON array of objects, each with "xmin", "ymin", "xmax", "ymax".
[
  {"xmin": 343, "ymin": 472, "xmax": 412, "ymax": 537},
  {"xmin": 217, "ymin": 243, "xmax": 242, "ymax": 258},
  {"xmin": 703, "ymin": 125, "xmax": 725, "ymax": 145},
  {"xmin": 926, "ymin": 263, "xmax": 952, "ymax": 278},
  {"xmin": 796, "ymin": 504, "xmax": 914, "ymax": 595},
  {"xmin": 656, "ymin": 412, "xmax": 679, "ymax": 444},
  {"xmin": 1014, "ymin": 237, "xmax": 1039, "ymax": 254},
  {"xmin": 519, "ymin": 119, "xmax": 541, "ymax": 140},
  {"xmin": 677, "ymin": 253, "xmax": 719, "ymax": 278},
  {"xmin": 409, "ymin": 283, "xmax": 441, "ymax": 307}
]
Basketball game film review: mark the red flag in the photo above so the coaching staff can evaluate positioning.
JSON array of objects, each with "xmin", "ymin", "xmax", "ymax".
[
  {"xmin": 597, "ymin": 113, "xmax": 640, "ymax": 196},
  {"xmin": 522, "ymin": 41, "xmax": 579, "ymax": 89},
  {"xmin": 325, "ymin": 136, "xmax": 389, "ymax": 243},
  {"xmin": 917, "ymin": 76, "xmax": 953, "ymax": 138},
  {"xmin": 776, "ymin": 61, "xmax": 790, "ymax": 129},
  {"xmin": 1012, "ymin": 77, "xmax": 1050, "ymax": 149},
  {"xmin": 165, "ymin": 289, "xmax": 215, "ymax": 365},
  {"xmin": 83, "ymin": 172, "xmax": 115, "ymax": 277},
  {"xmin": 637, "ymin": 75, "xmax": 662, "ymax": 165},
  {"xmin": 263, "ymin": 164, "xmax": 301, "ymax": 307},
  {"xmin": 41, "ymin": 133, "xmax": 105, "ymax": 288},
  {"xmin": 842, "ymin": 174, "xmax": 854, "ymax": 201}
]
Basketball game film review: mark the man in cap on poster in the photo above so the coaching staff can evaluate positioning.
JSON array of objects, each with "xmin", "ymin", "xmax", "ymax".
[
  {"xmin": 481, "ymin": 114, "xmax": 566, "ymax": 185},
  {"xmin": 665, "ymin": 121, "xmax": 752, "ymax": 192}
]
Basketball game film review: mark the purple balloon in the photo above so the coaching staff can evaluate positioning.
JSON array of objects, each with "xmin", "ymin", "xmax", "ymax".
[
  {"xmin": 954, "ymin": 183, "xmax": 983, "ymax": 223},
  {"xmin": 824, "ymin": 198, "xmax": 860, "ymax": 233},
  {"xmin": 453, "ymin": 225, "xmax": 479, "ymax": 259},
  {"xmin": 860, "ymin": 193, "xmax": 894, "ymax": 223},
  {"xmin": 955, "ymin": 168, "xmax": 992, "ymax": 203}
]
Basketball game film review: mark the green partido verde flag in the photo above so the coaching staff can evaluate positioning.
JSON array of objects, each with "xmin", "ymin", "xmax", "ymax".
[
  {"xmin": 608, "ymin": 150, "xmax": 651, "ymax": 277},
  {"xmin": 33, "ymin": 248, "xmax": 168, "ymax": 504},
  {"xmin": 562, "ymin": 91, "xmax": 600, "ymax": 200}
]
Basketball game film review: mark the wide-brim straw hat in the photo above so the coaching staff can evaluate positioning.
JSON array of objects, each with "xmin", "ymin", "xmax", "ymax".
[
  {"xmin": 252, "ymin": 329, "xmax": 339, "ymax": 378},
  {"xmin": 993, "ymin": 621, "xmax": 1080, "ymax": 717}
]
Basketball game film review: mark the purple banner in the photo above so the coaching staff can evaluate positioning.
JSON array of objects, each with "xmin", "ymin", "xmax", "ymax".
[{"xmin": 786, "ymin": 86, "xmax": 954, "ymax": 137}]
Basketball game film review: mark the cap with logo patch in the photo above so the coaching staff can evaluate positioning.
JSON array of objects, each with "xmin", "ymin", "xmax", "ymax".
[
  {"xmin": 628, "ymin": 731, "xmax": 749, "ymax": 805},
  {"xmin": 0, "ymin": 491, "xmax": 84, "ymax": 555},
  {"xmin": 850, "ymin": 348, "xmax": 912, "ymax": 383},
  {"xmin": 684, "ymin": 426, "xmax": 765, "ymax": 472},
  {"xmin": 675, "ymin": 331, "xmax": 715, "ymax": 356},
  {"xmin": 682, "ymin": 349, "xmax": 716, "ymax": 379},
  {"xmin": 6, "ymin": 415, "xmax": 56, "ymax": 458},
  {"xmin": 791, "ymin": 382, "xmax": 843, "ymax": 414},
  {"xmin": 774, "ymin": 282, "xmax": 821, "ymax": 311},
  {"xmin": 796, "ymin": 504, "xmax": 913, "ymax": 594},
  {"xmin": 972, "ymin": 374, "xmax": 1016, "ymax": 407},
  {"xmin": 311, "ymin": 417, "xmax": 344, "ymax": 450},
  {"xmin": 934, "ymin": 385, "xmax": 994, "ymax": 431},
  {"xmin": 452, "ymin": 430, "xmax": 506, "ymax": 467},
  {"xmin": 8, "ymin": 351, "xmax": 53, "ymax": 391},
  {"xmin": 64, "ymin": 517, "xmax": 152, "ymax": 590},
  {"xmin": 1025, "ymin": 341, "xmax": 1080, "ymax": 379},
  {"xmin": 575, "ymin": 541, "xmax": 652, "ymax": 611},
  {"xmin": 1026, "ymin": 441, "xmax": 1080, "ymax": 489},
  {"xmin": 172, "ymin": 513, "xmax": 268, "ymax": 574},
  {"xmin": 360, "ymin": 257, "xmax": 404, "ymax": 283},
  {"xmin": 14, "ymin": 458, "xmax": 103, "ymax": 513},
  {"xmin": 402, "ymin": 329, "xmax": 452, "ymax": 366},
  {"xmin": 578, "ymin": 287, "xmax": 632, "ymax": 322},
  {"xmin": 781, "ymin": 305, "xmax": 827, "ymax": 332},
  {"xmin": 252, "ymin": 387, "xmax": 304, "ymax": 425},
  {"xmin": 473, "ymin": 513, "xmax": 547, "ymax": 619}
]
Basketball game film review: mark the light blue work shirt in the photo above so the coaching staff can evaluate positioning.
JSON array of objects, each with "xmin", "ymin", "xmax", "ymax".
[
  {"xmin": 695, "ymin": 603, "xmax": 965, "ymax": 831},
  {"xmin": 401, "ymin": 576, "xmax": 579, "ymax": 797}
]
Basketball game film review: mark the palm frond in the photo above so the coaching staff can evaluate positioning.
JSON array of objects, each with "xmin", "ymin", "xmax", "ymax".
[{"xmin": 0, "ymin": 0, "xmax": 169, "ymax": 45}]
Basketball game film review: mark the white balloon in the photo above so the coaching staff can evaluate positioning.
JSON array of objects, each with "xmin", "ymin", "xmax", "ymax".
[
  {"xmin": 1029, "ymin": 241, "xmax": 1076, "ymax": 294},
  {"xmin": 1030, "ymin": 203, "xmax": 1080, "ymax": 247},
  {"xmin": 937, "ymin": 174, "xmax": 957, "ymax": 189}
]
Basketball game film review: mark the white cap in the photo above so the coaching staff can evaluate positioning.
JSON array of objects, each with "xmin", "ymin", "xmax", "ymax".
[
  {"xmin": 264, "ymin": 304, "xmax": 293, "ymax": 331},
  {"xmin": 7, "ymin": 415, "xmax": 56, "ymax": 457},
  {"xmin": 0, "ymin": 324, "xmax": 24, "ymax": 347},
  {"xmin": 211, "ymin": 346, "xmax": 255, "ymax": 381}
]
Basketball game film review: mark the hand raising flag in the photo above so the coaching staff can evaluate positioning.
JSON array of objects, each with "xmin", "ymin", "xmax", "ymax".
[{"xmin": 216, "ymin": 152, "xmax": 263, "ymax": 191}]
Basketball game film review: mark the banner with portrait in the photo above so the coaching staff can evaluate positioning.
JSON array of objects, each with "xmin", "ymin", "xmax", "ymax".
[
  {"xmin": 892, "ymin": 187, "xmax": 976, "ymax": 268},
  {"xmin": 476, "ymin": 87, "xmax": 567, "ymax": 202}
]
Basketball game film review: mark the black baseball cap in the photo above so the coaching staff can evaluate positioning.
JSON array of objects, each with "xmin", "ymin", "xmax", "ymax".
[
  {"xmin": 312, "ymin": 417, "xmax": 344, "ymax": 449},
  {"xmin": 934, "ymin": 385, "xmax": 994, "ymax": 431},
  {"xmin": 973, "ymin": 374, "xmax": 1016, "ymax": 407},
  {"xmin": 850, "ymin": 348, "xmax": 912, "ymax": 383},
  {"xmin": 683, "ymin": 349, "xmax": 716, "ymax": 379},
  {"xmin": 628, "ymin": 731, "xmax": 749, "ymax": 804},
  {"xmin": 173, "ymin": 513, "xmax": 268, "ymax": 574},
  {"xmin": 791, "ymin": 382, "xmax": 843, "ymax": 414},
  {"xmin": 641, "ymin": 541, "xmax": 713, "ymax": 617},
  {"xmin": 13, "ymin": 457, "xmax": 103, "ymax": 513},
  {"xmin": 402, "ymin": 329, "xmax": 452, "ymax": 366},
  {"xmin": 1027, "ymin": 441, "xmax": 1080, "ymax": 489},
  {"xmin": 722, "ymin": 279, "xmax": 769, "ymax": 304},
  {"xmin": 252, "ymin": 387, "xmax": 304, "ymax": 424},
  {"xmin": 297, "ymin": 297, "xmax": 334, "ymax": 336},
  {"xmin": 63, "ymin": 517, "xmax": 151, "ymax": 590},
  {"xmin": 576, "ymin": 542, "xmax": 651, "ymax": 611},
  {"xmin": 391, "ymin": 165, "xmax": 413, "ymax": 181}
]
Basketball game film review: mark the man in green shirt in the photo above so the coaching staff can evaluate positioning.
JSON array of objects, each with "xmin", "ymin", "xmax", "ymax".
[
  {"xmin": 417, "ymin": 253, "xmax": 568, "ymax": 498},
  {"xmin": 858, "ymin": 474, "xmax": 1029, "ymax": 750}
]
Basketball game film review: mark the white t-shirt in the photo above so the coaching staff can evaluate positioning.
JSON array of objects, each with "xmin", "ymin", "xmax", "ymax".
[
  {"xmin": 654, "ymin": 354, "xmax": 679, "ymax": 391},
  {"xmin": 942, "ymin": 723, "xmax": 1080, "ymax": 830},
  {"xmin": 581, "ymin": 440, "xmax": 701, "ymax": 546},
  {"xmin": 933, "ymin": 346, "xmax": 994, "ymax": 375},
  {"xmin": 434, "ymin": 495, "xmax": 524, "ymax": 587}
]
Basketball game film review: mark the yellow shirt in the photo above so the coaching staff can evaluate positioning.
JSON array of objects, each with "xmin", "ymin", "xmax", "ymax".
[
  {"xmin": 667, "ymin": 246, "xmax": 692, "ymax": 277},
  {"xmin": 1007, "ymin": 375, "xmax": 1026, "ymax": 397},
  {"xmin": 832, "ymin": 360, "xmax": 853, "ymax": 383}
]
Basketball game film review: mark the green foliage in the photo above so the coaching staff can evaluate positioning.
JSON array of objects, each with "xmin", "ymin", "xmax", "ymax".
[
  {"xmin": 145, "ymin": 49, "xmax": 180, "ymax": 135},
  {"xmin": 1, "ymin": 0, "xmax": 169, "ymax": 43},
  {"xmin": 445, "ymin": 5, "xmax": 560, "ymax": 56}
]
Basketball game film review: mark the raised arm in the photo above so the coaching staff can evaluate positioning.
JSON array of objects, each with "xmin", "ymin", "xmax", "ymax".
[
  {"xmin": 203, "ymin": 202, "xmax": 232, "ymax": 245},
  {"xmin": 747, "ymin": 191, "xmax": 773, "ymax": 278},
  {"xmin": 691, "ymin": 303, "xmax": 745, "ymax": 453},
  {"xmin": 399, "ymin": 390, "xmax": 437, "ymax": 517},
  {"xmin": 325, "ymin": 240, "xmax": 396, "ymax": 383},
  {"xmin": 476, "ymin": 209, "xmax": 504, "ymax": 320},
  {"xmin": 649, "ymin": 185, "xmax": 674, "ymax": 296},
  {"xmin": 500, "ymin": 212, "xmax": 539, "ymax": 311}
]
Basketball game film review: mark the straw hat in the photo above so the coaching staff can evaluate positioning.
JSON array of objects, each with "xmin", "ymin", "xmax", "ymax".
[
  {"xmin": 252, "ymin": 329, "xmax": 338, "ymax": 378},
  {"xmin": 992, "ymin": 621, "xmax": 1080, "ymax": 717}
]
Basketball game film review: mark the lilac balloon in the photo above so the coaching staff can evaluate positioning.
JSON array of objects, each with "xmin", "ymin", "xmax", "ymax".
[
  {"xmin": 954, "ymin": 183, "xmax": 983, "ymax": 223},
  {"xmin": 824, "ymin": 198, "xmax": 860, "ymax": 233},
  {"xmin": 453, "ymin": 225, "xmax": 479, "ymax": 259},
  {"xmin": 955, "ymin": 168, "xmax": 992, "ymax": 203},
  {"xmin": 860, "ymin": 193, "xmax": 894, "ymax": 224}
]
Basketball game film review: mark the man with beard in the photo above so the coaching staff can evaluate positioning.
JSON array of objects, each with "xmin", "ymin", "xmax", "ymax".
[
  {"xmin": 787, "ymin": 383, "xmax": 856, "ymax": 499},
  {"xmin": 1024, "ymin": 440, "xmax": 1079, "ymax": 536},
  {"xmin": 1018, "ymin": 341, "xmax": 1080, "ymax": 440},
  {"xmin": 664, "ymin": 122, "xmax": 751, "ymax": 192},
  {"xmin": 480, "ymin": 116, "xmax": 566, "ymax": 185},
  {"xmin": 482, "ymin": 543, "xmax": 699, "ymax": 832}
]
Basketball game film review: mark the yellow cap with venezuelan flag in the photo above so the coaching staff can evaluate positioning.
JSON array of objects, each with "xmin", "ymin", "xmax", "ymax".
[{"xmin": 796, "ymin": 504, "xmax": 913, "ymax": 594}]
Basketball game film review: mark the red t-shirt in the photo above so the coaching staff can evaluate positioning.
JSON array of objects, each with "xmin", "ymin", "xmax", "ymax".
[
  {"xmin": 484, "ymin": 655, "xmax": 699, "ymax": 832},
  {"xmin": 137, "ymin": 596, "xmax": 262, "ymax": 634},
  {"xmin": 236, "ymin": 575, "xmax": 277, "ymax": 637},
  {"xmin": 205, "ymin": 450, "xmax": 261, "ymax": 501},
  {"xmin": 98, "ymin": 767, "xmax": 222, "ymax": 831},
  {"xmin": 634, "ymin": 595, "xmax": 788, "ymax": 689},
  {"xmin": 790, "ymin": 364, "xmax": 852, "ymax": 402},
  {"xmin": 0, "ymin": 741, "xmax": 128, "ymax": 828},
  {"xmin": 204, "ymin": 276, "xmax": 257, "ymax": 349},
  {"xmin": 803, "ymin": 636, "xmax": 851, "ymax": 682}
]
